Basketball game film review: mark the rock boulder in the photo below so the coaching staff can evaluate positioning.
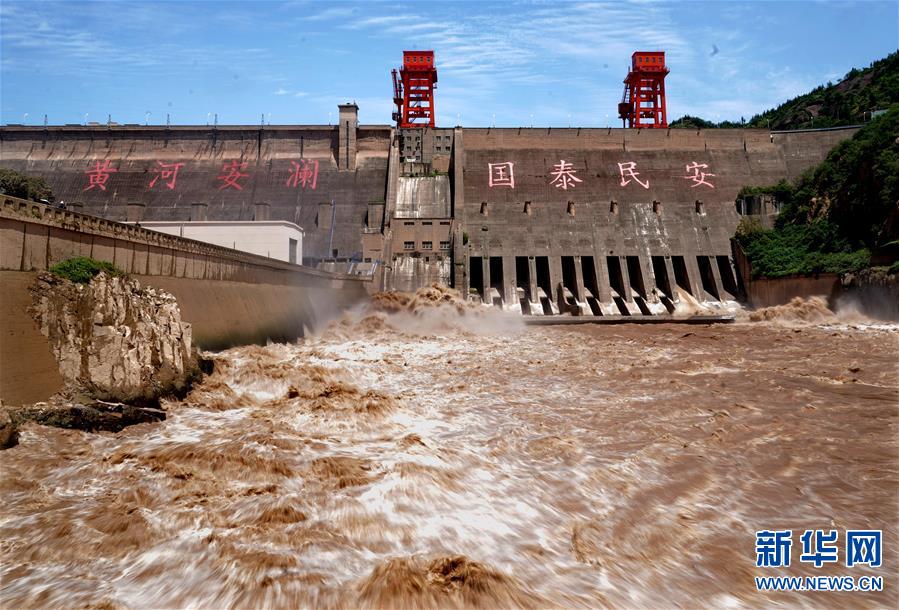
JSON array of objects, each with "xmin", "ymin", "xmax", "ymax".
[{"xmin": 29, "ymin": 272, "xmax": 200, "ymax": 406}]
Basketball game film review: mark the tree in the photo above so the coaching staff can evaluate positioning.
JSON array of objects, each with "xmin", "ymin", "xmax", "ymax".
[{"xmin": 0, "ymin": 168, "xmax": 54, "ymax": 202}]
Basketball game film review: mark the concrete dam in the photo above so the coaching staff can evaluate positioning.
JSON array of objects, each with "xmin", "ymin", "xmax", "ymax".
[{"xmin": 0, "ymin": 107, "xmax": 858, "ymax": 316}]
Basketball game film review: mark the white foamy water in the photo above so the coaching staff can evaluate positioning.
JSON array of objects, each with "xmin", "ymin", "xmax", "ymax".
[{"xmin": 2, "ymin": 292, "xmax": 897, "ymax": 609}]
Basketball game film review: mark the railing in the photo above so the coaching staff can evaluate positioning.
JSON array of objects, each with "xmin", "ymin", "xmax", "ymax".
[{"xmin": 0, "ymin": 196, "xmax": 369, "ymax": 282}]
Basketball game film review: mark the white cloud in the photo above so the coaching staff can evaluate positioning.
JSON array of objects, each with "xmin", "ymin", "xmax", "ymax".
[
  {"xmin": 304, "ymin": 6, "xmax": 358, "ymax": 21},
  {"xmin": 344, "ymin": 15, "xmax": 409, "ymax": 29}
]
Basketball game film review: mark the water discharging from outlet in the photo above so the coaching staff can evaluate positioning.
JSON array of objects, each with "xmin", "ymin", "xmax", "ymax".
[{"xmin": 2, "ymin": 288, "xmax": 897, "ymax": 609}]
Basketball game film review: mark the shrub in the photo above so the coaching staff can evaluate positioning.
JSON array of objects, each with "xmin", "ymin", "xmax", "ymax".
[
  {"xmin": 734, "ymin": 216, "xmax": 765, "ymax": 241},
  {"xmin": 50, "ymin": 257, "xmax": 124, "ymax": 284},
  {"xmin": 737, "ymin": 221, "xmax": 870, "ymax": 278}
]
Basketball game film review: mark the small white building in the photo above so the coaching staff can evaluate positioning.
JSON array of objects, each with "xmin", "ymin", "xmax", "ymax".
[{"xmin": 136, "ymin": 221, "xmax": 304, "ymax": 264}]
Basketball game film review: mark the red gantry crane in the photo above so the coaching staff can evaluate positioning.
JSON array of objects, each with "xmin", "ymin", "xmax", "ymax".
[
  {"xmin": 618, "ymin": 51, "xmax": 669, "ymax": 128},
  {"xmin": 392, "ymin": 50, "xmax": 438, "ymax": 129}
]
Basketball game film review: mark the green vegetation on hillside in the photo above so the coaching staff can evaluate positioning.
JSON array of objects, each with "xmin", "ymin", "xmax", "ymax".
[
  {"xmin": 672, "ymin": 51, "xmax": 898, "ymax": 130},
  {"xmin": 749, "ymin": 52, "xmax": 898, "ymax": 130},
  {"xmin": 736, "ymin": 107, "xmax": 899, "ymax": 278},
  {"xmin": 736, "ymin": 218, "xmax": 871, "ymax": 278},
  {"xmin": 0, "ymin": 167, "xmax": 54, "ymax": 202},
  {"xmin": 50, "ymin": 257, "xmax": 124, "ymax": 284},
  {"xmin": 669, "ymin": 115, "xmax": 743, "ymax": 129}
]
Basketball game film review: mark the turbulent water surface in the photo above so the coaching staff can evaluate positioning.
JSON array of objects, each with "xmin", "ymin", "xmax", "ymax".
[{"xmin": 2, "ymin": 292, "xmax": 897, "ymax": 609}]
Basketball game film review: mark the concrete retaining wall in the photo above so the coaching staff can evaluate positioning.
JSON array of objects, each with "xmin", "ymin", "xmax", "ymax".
[
  {"xmin": 744, "ymin": 274, "xmax": 841, "ymax": 309},
  {"xmin": 731, "ymin": 238, "xmax": 841, "ymax": 309},
  {"xmin": 0, "ymin": 196, "xmax": 370, "ymax": 406},
  {"xmin": 0, "ymin": 271, "xmax": 65, "ymax": 406}
]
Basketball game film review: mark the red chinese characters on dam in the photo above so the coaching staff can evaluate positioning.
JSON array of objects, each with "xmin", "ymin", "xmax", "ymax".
[
  {"xmin": 217, "ymin": 160, "xmax": 250, "ymax": 191},
  {"xmin": 82, "ymin": 160, "xmax": 117, "ymax": 192},
  {"xmin": 77, "ymin": 158, "xmax": 717, "ymax": 193},
  {"xmin": 550, "ymin": 160, "xmax": 582, "ymax": 190},
  {"xmin": 286, "ymin": 159, "xmax": 319, "ymax": 190},
  {"xmin": 485, "ymin": 159, "xmax": 716, "ymax": 190},
  {"xmin": 148, "ymin": 162, "xmax": 184, "ymax": 191},
  {"xmin": 488, "ymin": 162, "xmax": 515, "ymax": 188},
  {"xmin": 683, "ymin": 162, "xmax": 716, "ymax": 188},
  {"xmin": 617, "ymin": 161, "xmax": 650, "ymax": 189}
]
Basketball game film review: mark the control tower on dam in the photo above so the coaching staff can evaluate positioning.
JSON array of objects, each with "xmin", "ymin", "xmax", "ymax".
[{"xmin": 0, "ymin": 115, "xmax": 858, "ymax": 315}]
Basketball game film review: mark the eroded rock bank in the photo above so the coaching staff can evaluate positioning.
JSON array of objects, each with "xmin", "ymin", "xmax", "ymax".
[{"xmin": 3, "ymin": 272, "xmax": 201, "ymax": 440}]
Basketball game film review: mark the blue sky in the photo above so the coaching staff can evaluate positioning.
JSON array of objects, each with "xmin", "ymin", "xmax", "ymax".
[{"xmin": 1, "ymin": 0, "xmax": 896, "ymax": 127}]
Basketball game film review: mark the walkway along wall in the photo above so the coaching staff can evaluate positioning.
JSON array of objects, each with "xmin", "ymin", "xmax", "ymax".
[{"xmin": 0, "ymin": 196, "xmax": 370, "ymax": 405}]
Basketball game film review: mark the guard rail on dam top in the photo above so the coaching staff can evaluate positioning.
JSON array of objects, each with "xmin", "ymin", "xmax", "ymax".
[{"xmin": 0, "ymin": 196, "xmax": 371, "ymax": 405}]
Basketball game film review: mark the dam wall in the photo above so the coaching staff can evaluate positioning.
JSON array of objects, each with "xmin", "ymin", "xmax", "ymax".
[
  {"xmin": 1, "ymin": 120, "xmax": 859, "ymax": 310},
  {"xmin": 453, "ymin": 126, "xmax": 858, "ymax": 314},
  {"xmin": 0, "ymin": 196, "xmax": 370, "ymax": 405},
  {"xmin": 0, "ymin": 124, "xmax": 392, "ymax": 264}
]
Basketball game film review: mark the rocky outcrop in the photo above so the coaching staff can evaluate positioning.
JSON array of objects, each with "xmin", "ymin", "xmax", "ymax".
[
  {"xmin": 7, "ymin": 400, "xmax": 166, "ymax": 433},
  {"xmin": 0, "ymin": 402, "xmax": 18, "ymax": 449},
  {"xmin": 29, "ymin": 272, "xmax": 200, "ymax": 406}
]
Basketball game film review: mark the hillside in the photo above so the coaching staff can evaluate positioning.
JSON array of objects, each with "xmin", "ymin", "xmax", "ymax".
[
  {"xmin": 735, "ymin": 106, "xmax": 899, "ymax": 278},
  {"xmin": 671, "ymin": 51, "xmax": 899, "ymax": 130}
]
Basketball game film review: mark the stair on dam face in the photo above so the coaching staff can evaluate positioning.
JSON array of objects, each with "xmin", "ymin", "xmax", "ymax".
[{"xmin": 466, "ymin": 253, "xmax": 744, "ymax": 319}]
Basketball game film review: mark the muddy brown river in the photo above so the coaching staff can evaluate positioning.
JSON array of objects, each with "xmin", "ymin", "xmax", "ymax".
[{"xmin": 1, "ymin": 293, "xmax": 897, "ymax": 609}]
